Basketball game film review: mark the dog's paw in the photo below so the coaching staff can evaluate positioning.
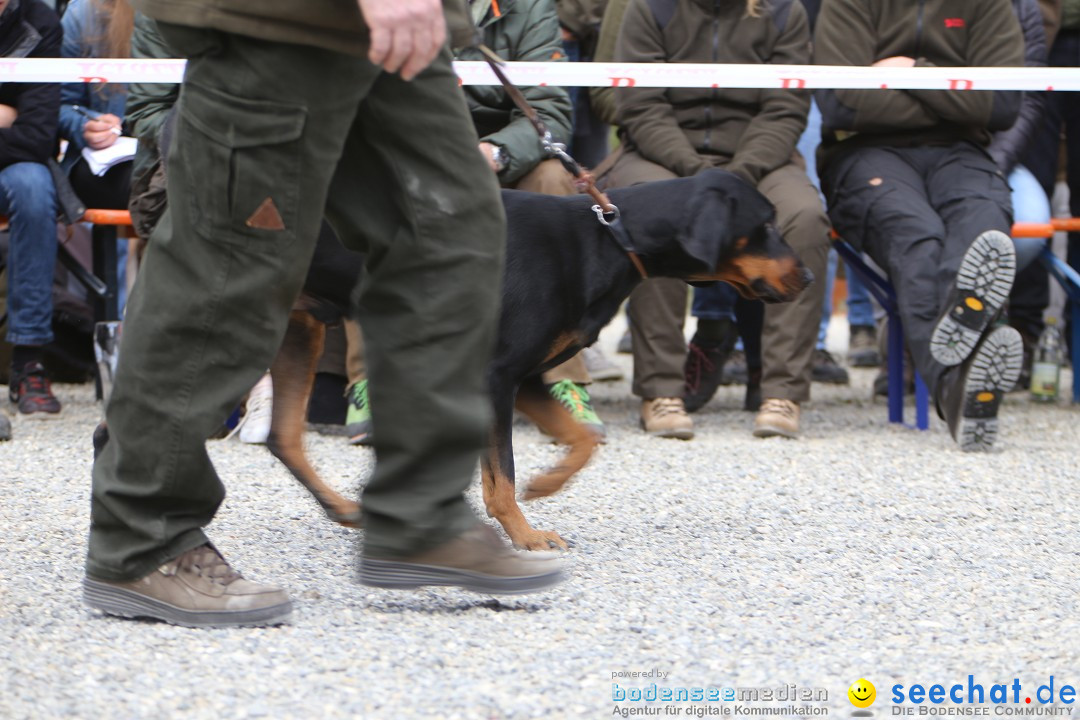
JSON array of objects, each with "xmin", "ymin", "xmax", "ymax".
[
  {"xmin": 521, "ymin": 466, "xmax": 574, "ymax": 500},
  {"xmin": 510, "ymin": 528, "xmax": 568, "ymax": 551},
  {"xmin": 327, "ymin": 501, "xmax": 363, "ymax": 528}
]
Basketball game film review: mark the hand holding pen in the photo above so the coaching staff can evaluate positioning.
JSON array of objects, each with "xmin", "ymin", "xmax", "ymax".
[{"xmin": 73, "ymin": 105, "xmax": 123, "ymax": 150}]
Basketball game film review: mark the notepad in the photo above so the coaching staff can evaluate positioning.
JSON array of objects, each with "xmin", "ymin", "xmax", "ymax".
[{"xmin": 81, "ymin": 136, "xmax": 138, "ymax": 177}]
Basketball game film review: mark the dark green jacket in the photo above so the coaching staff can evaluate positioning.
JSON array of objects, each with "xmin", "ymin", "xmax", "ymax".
[
  {"xmin": 614, "ymin": 0, "xmax": 812, "ymax": 185},
  {"xmin": 455, "ymin": 0, "xmax": 572, "ymax": 185},
  {"xmin": 130, "ymin": 0, "xmax": 477, "ymax": 56},
  {"xmin": 814, "ymin": 0, "xmax": 1024, "ymax": 168}
]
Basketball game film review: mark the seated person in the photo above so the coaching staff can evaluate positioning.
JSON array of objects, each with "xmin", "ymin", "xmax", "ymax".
[
  {"xmin": 58, "ymin": 0, "xmax": 135, "ymax": 210},
  {"xmin": 1, "ymin": 0, "xmax": 63, "ymax": 423},
  {"xmin": 815, "ymin": 0, "xmax": 1026, "ymax": 451},
  {"xmin": 599, "ymin": 0, "xmax": 830, "ymax": 441}
]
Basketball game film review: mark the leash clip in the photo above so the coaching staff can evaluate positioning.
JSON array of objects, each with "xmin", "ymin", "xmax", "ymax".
[{"xmin": 592, "ymin": 203, "xmax": 620, "ymax": 226}]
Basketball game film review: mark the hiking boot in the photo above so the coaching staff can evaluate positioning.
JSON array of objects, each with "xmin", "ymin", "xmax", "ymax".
[
  {"xmin": 683, "ymin": 339, "xmax": 733, "ymax": 413},
  {"xmin": 723, "ymin": 349, "xmax": 748, "ymax": 385},
  {"xmin": 548, "ymin": 379, "xmax": 605, "ymax": 439},
  {"xmin": 753, "ymin": 397, "xmax": 800, "ymax": 439},
  {"xmin": 583, "ymin": 345, "xmax": 623, "ymax": 382},
  {"xmin": 83, "ymin": 543, "xmax": 292, "ymax": 628},
  {"xmin": 238, "ymin": 373, "xmax": 273, "ymax": 444},
  {"xmin": 345, "ymin": 379, "xmax": 373, "ymax": 446},
  {"xmin": 930, "ymin": 230, "xmax": 1016, "ymax": 367},
  {"xmin": 936, "ymin": 325, "xmax": 1022, "ymax": 452},
  {"xmin": 640, "ymin": 397, "xmax": 694, "ymax": 439},
  {"xmin": 8, "ymin": 361, "xmax": 61, "ymax": 418},
  {"xmin": 360, "ymin": 523, "xmax": 565, "ymax": 595},
  {"xmin": 848, "ymin": 325, "xmax": 880, "ymax": 367},
  {"xmin": 810, "ymin": 349, "xmax": 850, "ymax": 384},
  {"xmin": 0, "ymin": 413, "xmax": 10, "ymax": 441}
]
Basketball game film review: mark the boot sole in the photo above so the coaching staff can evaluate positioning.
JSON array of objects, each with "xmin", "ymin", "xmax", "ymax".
[
  {"xmin": 955, "ymin": 326, "xmax": 1023, "ymax": 452},
  {"xmin": 83, "ymin": 578, "xmax": 293, "ymax": 628},
  {"xmin": 930, "ymin": 230, "xmax": 1016, "ymax": 367},
  {"xmin": 752, "ymin": 424, "xmax": 798, "ymax": 440},
  {"xmin": 359, "ymin": 557, "xmax": 565, "ymax": 595}
]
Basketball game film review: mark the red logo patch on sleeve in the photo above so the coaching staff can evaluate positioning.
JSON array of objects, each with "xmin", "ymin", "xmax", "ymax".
[{"xmin": 944, "ymin": 18, "xmax": 966, "ymax": 28}]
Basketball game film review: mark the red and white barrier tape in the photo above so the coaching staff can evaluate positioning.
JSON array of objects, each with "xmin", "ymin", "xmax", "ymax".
[{"xmin": 5, "ymin": 57, "xmax": 1079, "ymax": 90}]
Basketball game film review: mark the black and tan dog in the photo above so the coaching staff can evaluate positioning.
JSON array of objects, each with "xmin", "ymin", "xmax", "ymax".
[{"xmin": 96, "ymin": 169, "xmax": 811, "ymax": 550}]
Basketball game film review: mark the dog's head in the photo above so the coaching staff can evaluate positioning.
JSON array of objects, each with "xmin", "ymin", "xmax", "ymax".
[{"xmin": 629, "ymin": 169, "xmax": 812, "ymax": 304}]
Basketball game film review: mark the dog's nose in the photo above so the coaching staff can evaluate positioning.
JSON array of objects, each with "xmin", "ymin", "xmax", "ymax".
[{"xmin": 799, "ymin": 267, "xmax": 815, "ymax": 287}]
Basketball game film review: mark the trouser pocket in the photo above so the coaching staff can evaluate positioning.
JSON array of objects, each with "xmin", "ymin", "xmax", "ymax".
[{"xmin": 178, "ymin": 80, "xmax": 307, "ymax": 248}]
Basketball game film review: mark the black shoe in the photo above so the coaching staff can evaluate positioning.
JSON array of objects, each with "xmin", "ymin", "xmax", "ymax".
[
  {"xmin": 9, "ymin": 361, "xmax": 61, "ymax": 418},
  {"xmin": 683, "ymin": 335, "xmax": 735, "ymax": 414},
  {"xmin": 848, "ymin": 325, "xmax": 881, "ymax": 367},
  {"xmin": 936, "ymin": 326, "xmax": 1022, "ymax": 452},
  {"xmin": 810, "ymin": 349, "xmax": 850, "ymax": 385},
  {"xmin": 723, "ymin": 350, "xmax": 748, "ymax": 385},
  {"xmin": 930, "ymin": 230, "xmax": 1016, "ymax": 367},
  {"xmin": 0, "ymin": 413, "xmax": 10, "ymax": 441}
]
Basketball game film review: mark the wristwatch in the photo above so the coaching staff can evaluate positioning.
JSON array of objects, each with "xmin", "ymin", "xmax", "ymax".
[{"xmin": 490, "ymin": 145, "xmax": 507, "ymax": 173}]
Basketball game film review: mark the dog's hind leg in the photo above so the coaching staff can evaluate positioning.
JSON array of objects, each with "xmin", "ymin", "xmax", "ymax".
[
  {"xmin": 267, "ymin": 310, "xmax": 362, "ymax": 528},
  {"xmin": 514, "ymin": 375, "xmax": 598, "ymax": 501},
  {"xmin": 481, "ymin": 383, "xmax": 568, "ymax": 551}
]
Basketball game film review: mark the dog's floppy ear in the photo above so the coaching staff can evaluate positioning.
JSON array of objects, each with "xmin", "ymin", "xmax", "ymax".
[{"xmin": 677, "ymin": 170, "xmax": 776, "ymax": 270}]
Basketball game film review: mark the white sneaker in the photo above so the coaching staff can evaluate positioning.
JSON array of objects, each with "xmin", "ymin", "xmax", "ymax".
[
  {"xmin": 237, "ymin": 373, "xmax": 273, "ymax": 444},
  {"xmin": 583, "ymin": 345, "xmax": 623, "ymax": 381}
]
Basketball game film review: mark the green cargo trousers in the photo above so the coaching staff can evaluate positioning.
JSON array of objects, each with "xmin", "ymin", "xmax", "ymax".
[{"xmin": 87, "ymin": 24, "xmax": 505, "ymax": 582}]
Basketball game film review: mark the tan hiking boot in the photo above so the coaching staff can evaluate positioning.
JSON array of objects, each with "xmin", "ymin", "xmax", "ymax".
[
  {"xmin": 753, "ymin": 398, "xmax": 800, "ymax": 439},
  {"xmin": 360, "ymin": 523, "xmax": 565, "ymax": 595},
  {"xmin": 640, "ymin": 397, "xmax": 694, "ymax": 439},
  {"xmin": 83, "ymin": 543, "xmax": 292, "ymax": 628}
]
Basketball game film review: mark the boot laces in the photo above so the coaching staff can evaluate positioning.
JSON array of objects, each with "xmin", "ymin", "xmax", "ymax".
[{"xmin": 177, "ymin": 545, "xmax": 242, "ymax": 586}]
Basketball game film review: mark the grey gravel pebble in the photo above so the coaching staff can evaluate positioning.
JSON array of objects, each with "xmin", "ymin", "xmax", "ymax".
[{"xmin": 2, "ymin": 321, "xmax": 1079, "ymax": 719}]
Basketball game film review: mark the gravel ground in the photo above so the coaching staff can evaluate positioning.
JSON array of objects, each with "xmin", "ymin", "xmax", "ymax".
[{"xmin": 2, "ymin": 319, "xmax": 1079, "ymax": 720}]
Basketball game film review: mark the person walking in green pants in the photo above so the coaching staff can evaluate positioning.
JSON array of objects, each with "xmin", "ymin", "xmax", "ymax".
[{"xmin": 83, "ymin": 0, "xmax": 565, "ymax": 629}]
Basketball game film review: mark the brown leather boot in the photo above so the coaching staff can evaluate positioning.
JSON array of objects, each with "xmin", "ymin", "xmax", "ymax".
[
  {"xmin": 640, "ymin": 397, "xmax": 694, "ymax": 439},
  {"xmin": 360, "ymin": 524, "xmax": 565, "ymax": 595},
  {"xmin": 83, "ymin": 544, "xmax": 292, "ymax": 628},
  {"xmin": 753, "ymin": 398, "xmax": 800, "ymax": 439}
]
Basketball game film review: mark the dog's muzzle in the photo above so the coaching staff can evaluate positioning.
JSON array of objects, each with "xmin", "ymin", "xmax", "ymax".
[{"xmin": 751, "ymin": 266, "xmax": 815, "ymax": 304}]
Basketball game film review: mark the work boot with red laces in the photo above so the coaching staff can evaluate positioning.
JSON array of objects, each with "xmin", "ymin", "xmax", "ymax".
[{"xmin": 9, "ymin": 361, "xmax": 61, "ymax": 418}]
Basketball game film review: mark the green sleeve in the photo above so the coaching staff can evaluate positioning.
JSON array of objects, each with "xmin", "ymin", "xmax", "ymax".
[
  {"xmin": 480, "ymin": 0, "xmax": 573, "ymax": 184},
  {"xmin": 726, "ymin": 3, "xmax": 812, "ymax": 186},
  {"xmin": 614, "ymin": 0, "xmax": 707, "ymax": 177}
]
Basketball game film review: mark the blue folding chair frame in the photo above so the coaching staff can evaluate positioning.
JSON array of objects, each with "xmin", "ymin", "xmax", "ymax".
[{"xmin": 833, "ymin": 239, "xmax": 930, "ymax": 430}]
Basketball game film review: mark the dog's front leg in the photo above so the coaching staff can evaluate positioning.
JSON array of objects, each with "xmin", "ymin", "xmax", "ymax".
[
  {"xmin": 514, "ymin": 377, "xmax": 598, "ymax": 500},
  {"xmin": 267, "ymin": 310, "xmax": 362, "ymax": 527},
  {"xmin": 481, "ymin": 384, "xmax": 568, "ymax": 551}
]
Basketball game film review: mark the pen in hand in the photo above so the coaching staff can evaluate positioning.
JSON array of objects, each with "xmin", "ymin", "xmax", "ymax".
[{"xmin": 72, "ymin": 104, "xmax": 122, "ymax": 136}]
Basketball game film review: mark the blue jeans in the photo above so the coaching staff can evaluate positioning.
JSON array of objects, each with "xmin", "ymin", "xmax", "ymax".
[
  {"xmin": 1, "ymin": 162, "xmax": 58, "ymax": 346},
  {"xmin": 1009, "ymin": 164, "xmax": 1051, "ymax": 271}
]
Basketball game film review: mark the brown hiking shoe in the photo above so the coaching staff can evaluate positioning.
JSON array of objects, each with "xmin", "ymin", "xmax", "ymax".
[
  {"xmin": 640, "ymin": 397, "xmax": 694, "ymax": 439},
  {"xmin": 753, "ymin": 398, "xmax": 800, "ymax": 439},
  {"xmin": 83, "ymin": 544, "xmax": 292, "ymax": 628},
  {"xmin": 360, "ymin": 524, "xmax": 565, "ymax": 595}
]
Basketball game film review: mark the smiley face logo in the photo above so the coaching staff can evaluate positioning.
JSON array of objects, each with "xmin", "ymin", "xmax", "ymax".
[{"xmin": 848, "ymin": 679, "xmax": 876, "ymax": 708}]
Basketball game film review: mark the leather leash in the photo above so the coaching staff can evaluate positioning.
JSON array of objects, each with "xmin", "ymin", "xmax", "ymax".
[{"xmin": 477, "ymin": 45, "xmax": 648, "ymax": 279}]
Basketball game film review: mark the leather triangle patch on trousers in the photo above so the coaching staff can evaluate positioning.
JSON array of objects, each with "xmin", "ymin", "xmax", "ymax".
[{"xmin": 245, "ymin": 197, "xmax": 286, "ymax": 230}]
